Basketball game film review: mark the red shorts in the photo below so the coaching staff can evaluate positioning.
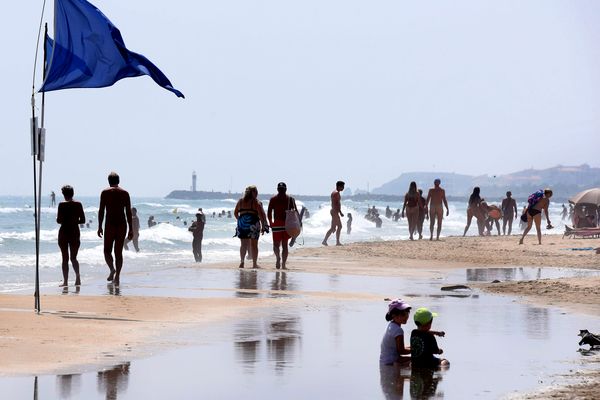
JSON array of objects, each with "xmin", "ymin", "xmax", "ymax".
[{"xmin": 271, "ymin": 220, "xmax": 290, "ymax": 242}]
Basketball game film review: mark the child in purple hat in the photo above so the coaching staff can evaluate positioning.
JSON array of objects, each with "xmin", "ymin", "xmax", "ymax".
[{"xmin": 379, "ymin": 299, "xmax": 412, "ymax": 365}]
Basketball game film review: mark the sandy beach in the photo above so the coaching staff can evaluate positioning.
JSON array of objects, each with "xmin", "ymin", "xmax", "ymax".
[{"xmin": 1, "ymin": 234, "xmax": 599, "ymax": 397}]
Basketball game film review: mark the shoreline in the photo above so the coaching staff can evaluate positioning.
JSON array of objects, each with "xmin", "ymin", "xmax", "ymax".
[{"xmin": 1, "ymin": 235, "xmax": 599, "ymax": 397}]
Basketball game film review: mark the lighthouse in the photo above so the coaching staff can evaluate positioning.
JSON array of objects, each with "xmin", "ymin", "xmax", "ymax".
[{"xmin": 192, "ymin": 171, "xmax": 197, "ymax": 192}]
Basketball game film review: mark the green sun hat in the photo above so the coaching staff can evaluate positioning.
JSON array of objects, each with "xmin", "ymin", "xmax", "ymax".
[{"xmin": 414, "ymin": 307, "xmax": 438, "ymax": 325}]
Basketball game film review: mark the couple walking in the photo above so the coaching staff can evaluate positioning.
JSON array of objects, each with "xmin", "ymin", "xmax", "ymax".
[
  {"xmin": 57, "ymin": 172, "xmax": 134, "ymax": 287},
  {"xmin": 234, "ymin": 182, "xmax": 298, "ymax": 269}
]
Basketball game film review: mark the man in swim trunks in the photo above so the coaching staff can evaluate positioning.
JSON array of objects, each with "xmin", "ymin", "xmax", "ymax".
[
  {"xmin": 501, "ymin": 191, "xmax": 518, "ymax": 235},
  {"xmin": 97, "ymin": 172, "xmax": 133, "ymax": 286},
  {"xmin": 267, "ymin": 182, "xmax": 297, "ymax": 269},
  {"xmin": 425, "ymin": 179, "xmax": 449, "ymax": 241},
  {"xmin": 322, "ymin": 181, "xmax": 345, "ymax": 246}
]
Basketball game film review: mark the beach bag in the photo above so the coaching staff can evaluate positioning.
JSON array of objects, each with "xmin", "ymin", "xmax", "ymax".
[{"xmin": 285, "ymin": 197, "xmax": 301, "ymax": 238}]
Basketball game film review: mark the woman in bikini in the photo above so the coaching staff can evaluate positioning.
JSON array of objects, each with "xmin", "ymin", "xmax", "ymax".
[
  {"xmin": 519, "ymin": 189, "xmax": 553, "ymax": 245},
  {"xmin": 402, "ymin": 181, "xmax": 422, "ymax": 240},
  {"xmin": 56, "ymin": 185, "xmax": 86, "ymax": 286},
  {"xmin": 463, "ymin": 187, "xmax": 485, "ymax": 236},
  {"xmin": 234, "ymin": 185, "xmax": 268, "ymax": 268}
]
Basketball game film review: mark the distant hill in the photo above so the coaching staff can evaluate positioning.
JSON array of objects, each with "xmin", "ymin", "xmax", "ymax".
[{"xmin": 372, "ymin": 164, "xmax": 600, "ymax": 200}]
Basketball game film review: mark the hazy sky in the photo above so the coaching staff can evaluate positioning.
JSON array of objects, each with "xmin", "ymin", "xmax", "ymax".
[{"xmin": 2, "ymin": 1, "xmax": 600, "ymax": 197}]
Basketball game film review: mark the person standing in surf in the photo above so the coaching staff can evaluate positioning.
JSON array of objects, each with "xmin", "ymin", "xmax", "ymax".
[
  {"xmin": 97, "ymin": 172, "xmax": 133, "ymax": 286},
  {"xmin": 188, "ymin": 210, "xmax": 206, "ymax": 262},
  {"xmin": 402, "ymin": 181, "xmax": 421, "ymax": 241},
  {"xmin": 463, "ymin": 187, "xmax": 485, "ymax": 236},
  {"xmin": 501, "ymin": 191, "xmax": 518, "ymax": 235},
  {"xmin": 56, "ymin": 185, "xmax": 85, "ymax": 287},
  {"xmin": 322, "ymin": 180, "xmax": 345, "ymax": 246},
  {"xmin": 426, "ymin": 179, "xmax": 449, "ymax": 240}
]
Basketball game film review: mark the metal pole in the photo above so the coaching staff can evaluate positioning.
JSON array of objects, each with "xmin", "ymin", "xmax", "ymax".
[{"xmin": 33, "ymin": 23, "xmax": 50, "ymax": 313}]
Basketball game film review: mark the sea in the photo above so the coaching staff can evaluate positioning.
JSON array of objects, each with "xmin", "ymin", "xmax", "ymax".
[{"xmin": 0, "ymin": 195, "xmax": 568, "ymax": 293}]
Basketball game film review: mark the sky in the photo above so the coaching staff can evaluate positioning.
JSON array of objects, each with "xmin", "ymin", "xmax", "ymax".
[{"xmin": 2, "ymin": 0, "xmax": 600, "ymax": 197}]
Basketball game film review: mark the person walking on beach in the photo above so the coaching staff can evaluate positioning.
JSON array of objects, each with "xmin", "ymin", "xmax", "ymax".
[
  {"xmin": 463, "ymin": 187, "xmax": 485, "ymax": 236},
  {"xmin": 501, "ymin": 191, "xmax": 518, "ymax": 235},
  {"xmin": 188, "ymin": 210, "xmax": 206, "ymax": 262},
  {"xmin": 56, "ymin": 185, "xmax": 85, "ymax": 286},
  {"xmin": 519, "ymin": 189, "xmax": 553, "ymax": 245},
  {"xmin": 322, "ymin": 181, "xmax": 345, "ymax": 246},
  {"xmin": 426, "ymin": 179, "xmax": 449, "ymax": 241},
  {"xmin": 417, "ymin": 189, "xmax": 428, "ymax": 240},
  {"xmin": 267, "ymin": 182, "xmax": 297, "ymax": 269},
  {"xmin": 97, "ymin": 172, "xmax": 133, "ymax": 286},
  {"xmin": 402, "ymin": 181, "xmax": 421, "ymax": 241},
  {"xmin": 234, "ymin": 185, "xmax": 269, "ymax": 268},
  {"xmin": 124, "ymin": 207, "xmax": 140, "ymax": 252}
]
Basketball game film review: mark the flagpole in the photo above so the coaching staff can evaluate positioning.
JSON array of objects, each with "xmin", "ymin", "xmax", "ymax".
[{"xmin": 30, "ymin": 99, "xmax": 40, "ymax": 312}]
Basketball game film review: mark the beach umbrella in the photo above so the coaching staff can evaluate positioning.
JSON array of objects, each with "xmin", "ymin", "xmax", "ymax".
[{"xmin": 569, "ymin": 188, "xmax": 600, "ymax": 206}]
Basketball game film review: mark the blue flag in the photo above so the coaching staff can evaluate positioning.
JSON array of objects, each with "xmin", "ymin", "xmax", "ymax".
[{"xmin": 40, "ymin": 0, "xmax": 184, "ymax": 98}]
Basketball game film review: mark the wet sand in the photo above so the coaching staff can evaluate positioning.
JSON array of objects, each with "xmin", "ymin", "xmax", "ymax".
[
  {"xmin": 0, "ymin": 295, "xmax": 283, "ymax": 375},
  {"xmin": 1, "ymin": 234, "xmax": 599, "ymax": 397}
]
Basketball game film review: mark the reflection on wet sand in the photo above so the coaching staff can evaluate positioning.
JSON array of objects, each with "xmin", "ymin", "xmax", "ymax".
[
  {"xmin": 234, "ymin": 310, "xmax": 301, "ymax": 375},
  {"xmin": 380, "ymin": 364, "xmax": 444, "ymax": 399},
  {"xmin": 97, "ymin": 363, "xmax": 130, "ymax": 400},
  {"xmin": 410, "ymin": 368, "xmax": 443, "ymax": 399},
  {"xmin": 525, "ymin": 307, "xmax": 550, "ymax": 340},
  {"xmin": 466, "ymin": 267, "xmax": 544, "ymax": 282},
  {"xmin": 270, "ymin": 271, "xmax": 293, "ymax": 294},
  {"xmin": 57, "ymin": 373, "xmax": 81, "ymax": 398},
  {"xmin": 236, "ymin": 270, "xmax": 259, "ymax": 298},
  {"xmin": 107, "ymin": 283, "xmax": 121, "ymax": 296}
]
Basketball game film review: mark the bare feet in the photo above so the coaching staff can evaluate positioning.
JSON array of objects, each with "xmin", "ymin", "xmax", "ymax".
[
  {"xmin": 518, "ymin": 238, "xmax": 524, "ymax": 245},
  {"xmin": 75, "ymin": 276, "xmax": 81, "ymax": 286},
  {"xmin": 107, "ymin": 270, "xmax": 115, "ymax": 281},
  {"xmin": 335, "ymin": 242, "xmax": 343, "ymax": 246},
  {"xmin": 276, "ymin": 261, "xmax": 281, "ymax": 269},
  {"xmin": 322, "ymin": 240, "xmax": 328, "ymax": 246},
  {"xmin": 59, "ymin": 281, "xmax": 68, "ymax": 287},
  {"xmin": 282, "ymin": 265, "xmax": 288, "ymax": 270},
  {"xmin": 239, "ymin": 262, "xmax": 244, "ymax": 269},
  {"xmin": 114, "ymin": 276, "xmax": 120, "ymax": 286},
  {"xmin": 418, "ymin": 234, "xmax": 423, "ymax": 240},
  {"xmin": 252, "ymin": 265, "xmax": 261, "ymax": 269}
]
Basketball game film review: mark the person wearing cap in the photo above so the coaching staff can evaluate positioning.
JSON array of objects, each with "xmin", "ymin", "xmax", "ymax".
[
  {"xmin": 410, "ymin": 307, "xmax": 449, "ymax": 368},
  {"xmin": 188, "ymin": 209, "xmax": 206, "ymax": 262},
  {"xmin": 267, "ymin": 182, "xmax": 297, "ymax": 269},
  {"xmin": 426, "ymin": 179, "xmax": 449, "ymax": 241},
  {"xmin": 322, "ymin": 180, "xmax": 345, "ymax": 246},
  {"xmin": 380, "ymin": 299, "xmax": 412, "ymax": 365}
]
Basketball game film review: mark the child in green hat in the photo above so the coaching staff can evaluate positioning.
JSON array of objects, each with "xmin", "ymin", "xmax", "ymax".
[{"xmin": 410, "ymin": 307, "xmax": 449, "ymax": 368}]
